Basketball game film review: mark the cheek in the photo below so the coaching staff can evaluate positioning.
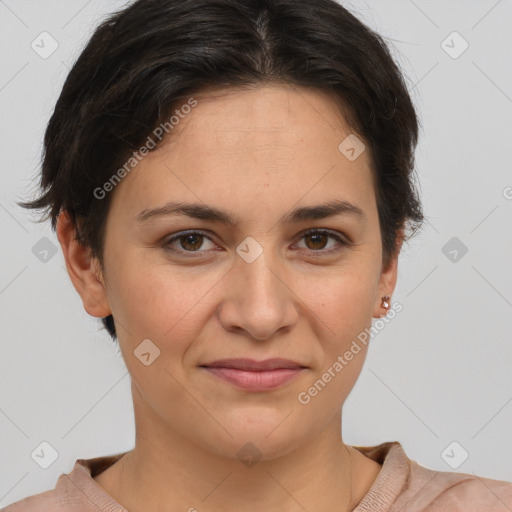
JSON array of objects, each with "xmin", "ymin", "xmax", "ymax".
[
  {"xmin": 297, "ymin": 265, "xmax": 376, "ymax": 339},
  {"xmin": 106, "ymin": 251, "xmax": 225, "ymax": 342},
  {"xmin": 294, "ymin": 272, "xmax": 374, "ymax": 408},
  {"xmin": 294, "ymin": 267, "xmax": 377, "ymax": 401}
]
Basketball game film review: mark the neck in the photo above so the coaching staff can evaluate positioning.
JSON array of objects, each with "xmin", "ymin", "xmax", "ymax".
[{"xmin": 94, "ymin": 387, "xmax": 371, "ymax": 512}]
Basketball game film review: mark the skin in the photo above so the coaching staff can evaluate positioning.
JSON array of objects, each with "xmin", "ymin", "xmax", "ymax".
[{"xmin": 56, "ymin": 83, "xmax": 402, "ymax": 512}]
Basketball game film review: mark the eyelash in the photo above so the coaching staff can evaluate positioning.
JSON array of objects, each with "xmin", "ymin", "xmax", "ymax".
[{"xmin": 163, "ymin": 229, "xmax": 349, "ymax": 257}]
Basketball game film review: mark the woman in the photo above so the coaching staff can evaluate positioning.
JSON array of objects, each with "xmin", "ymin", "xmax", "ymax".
[{"xmin": 5, "ymin": 0, "xmax": 512, "ymax": 510}]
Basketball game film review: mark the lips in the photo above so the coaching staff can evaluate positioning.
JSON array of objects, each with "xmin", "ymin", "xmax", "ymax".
[
  {"xmin": 200, "ymin": 358, "xmax": 306, "ymax": 371},
  {"xmin": 200, "ymin": 358, "xmax": 307, "ymax": 391}
]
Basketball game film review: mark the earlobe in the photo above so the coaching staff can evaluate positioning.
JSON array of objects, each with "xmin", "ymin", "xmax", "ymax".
[
  {"xmin": 56, "ymin": 210, "xmax": 112, "ymax": 318},
  {"xmin": 372, "ymin": 260, "xmax": 398, "ymax": 318}
]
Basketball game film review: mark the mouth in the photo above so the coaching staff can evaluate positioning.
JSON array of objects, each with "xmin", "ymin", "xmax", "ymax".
[{"xmin": 199, "ymin": 358, "xmax": 307, "ymax": 391}]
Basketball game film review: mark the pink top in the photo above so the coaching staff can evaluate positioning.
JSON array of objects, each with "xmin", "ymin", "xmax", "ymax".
[{"xmin": 2, "ymin": 441, "xmax": 512, "ymax": 511}]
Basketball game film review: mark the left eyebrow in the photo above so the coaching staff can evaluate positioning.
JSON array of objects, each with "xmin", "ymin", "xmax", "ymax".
[{"xmin": 136, "ymin": 199, "xmax": 367, "ymax": 226}]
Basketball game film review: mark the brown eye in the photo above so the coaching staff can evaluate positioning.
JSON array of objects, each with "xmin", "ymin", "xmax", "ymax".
[
  {"xmin": 164, "ymin": 231, "xmax": 216, "ymax": 254},
  {"xmin": 304, "ymin": 232, "xmax": 329, "ymax": 250},
  {"xmin": 295, "ymin": 229, "xmax": 348, "ymax": 255},
  {"xmin": 179, "ymin": 233, "xmax": 204, "ymax": 251}
]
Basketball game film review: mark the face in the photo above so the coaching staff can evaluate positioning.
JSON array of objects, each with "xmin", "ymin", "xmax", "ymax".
[{"xmin": 59, "ymin": 84, "xmax": 399, "ymax": 461}]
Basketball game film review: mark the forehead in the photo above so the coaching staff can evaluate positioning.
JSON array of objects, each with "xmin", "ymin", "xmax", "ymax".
[
  {"xmin": 172, "ymin": 83, "xmax": 356, "ymax": 145},
  {"xmin": 109, "ymin": 84, "xmax": 376, "ymax": 221}
]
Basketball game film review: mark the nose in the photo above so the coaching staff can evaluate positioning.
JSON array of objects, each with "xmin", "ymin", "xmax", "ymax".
[{"xmin": 217, "ymin": 245, "xmax": 299, "ymax": 341}]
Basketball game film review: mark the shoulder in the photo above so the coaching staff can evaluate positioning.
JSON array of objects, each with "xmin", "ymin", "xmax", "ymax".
[
  {"xmin": 1, "ymin": 452, "xmax": 128, "ymax": 512},
  {"xmin": 1, "ymin": 477, "xmax": 76, "ymax": 511},
  {"xmin": 396, "ymin": 451, "xmax": 512, "ymax": 511},
  {"xmin": 354, "ymin": 441, "xmax": 512, "ymax": 512}
]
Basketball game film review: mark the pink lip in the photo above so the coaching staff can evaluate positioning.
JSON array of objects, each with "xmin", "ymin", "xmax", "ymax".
[{"xmin": 200, "ymin": 358, "xmax": 307, "ymax": 391}]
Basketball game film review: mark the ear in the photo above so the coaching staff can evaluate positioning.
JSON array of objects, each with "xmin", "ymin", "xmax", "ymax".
[
  {"xmin": 56, "ymin": 210, "xmax": 112, "ymax": 318},
  {"xmin": 372, "ymin": 229, "xmax": 404, "ymax": 319}
]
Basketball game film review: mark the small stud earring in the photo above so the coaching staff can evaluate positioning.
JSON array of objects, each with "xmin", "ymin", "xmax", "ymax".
[{"xmin": 378, "ymin": 295, "xmax": 391, "ymax": 318}]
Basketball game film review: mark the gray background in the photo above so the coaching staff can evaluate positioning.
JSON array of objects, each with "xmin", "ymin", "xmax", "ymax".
[{"xmin": 1, "ymin": 0, "xmax": 511, "ymax": 506}]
